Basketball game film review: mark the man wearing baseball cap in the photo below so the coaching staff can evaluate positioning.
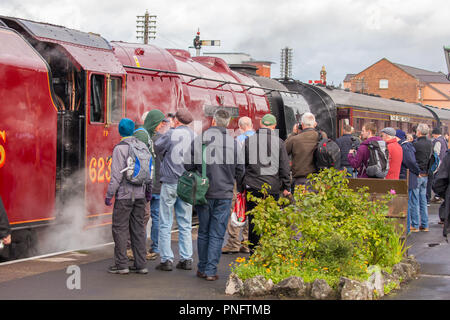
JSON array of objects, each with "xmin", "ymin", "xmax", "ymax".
[
  {"xmin": 242, "ymin": 113, "xmax": 291, "ymax": 254},
  {"xmin": 380, "ymin": 127, "xmax": 403, "ymax": 180}
]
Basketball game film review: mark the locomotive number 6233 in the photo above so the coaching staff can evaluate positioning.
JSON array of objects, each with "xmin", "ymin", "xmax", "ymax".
[{"xmin": 89, "ymin": 157, "xmax": 112, "ymax": 183}]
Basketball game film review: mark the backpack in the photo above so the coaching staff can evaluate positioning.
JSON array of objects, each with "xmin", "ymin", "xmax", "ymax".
[
  {"xmin": 429, "ymin": 151, "xmax": 440, "ymax": 174},
  {"xmin": 119, "ymin": 137, "xmax": 153, "ymax": 185},
  {"xmin": 314, "ymin": 131, "xmax": 341, "ymax": 170},
  {"xmin": 365, "ymin": 140, "xmax": 389, "ymax": 178}
]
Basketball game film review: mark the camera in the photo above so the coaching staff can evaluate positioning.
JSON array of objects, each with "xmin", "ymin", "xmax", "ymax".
[{"xmin": 350, "ymin": 136, "xmax": 359, "ymax": 151}]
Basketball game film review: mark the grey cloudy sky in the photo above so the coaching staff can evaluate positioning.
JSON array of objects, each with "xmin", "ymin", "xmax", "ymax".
[{"xmin": 1, "ymin": 0, "xmax": 450, "ymax": 85}]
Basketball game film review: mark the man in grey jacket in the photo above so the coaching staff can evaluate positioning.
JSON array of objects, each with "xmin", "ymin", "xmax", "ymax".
[
  {"xmin": 154, "ymin": 109, "xmax": 195, "ymax": 271},
  {"xmin": 185, "ymin": 110, "xmax": 245, "ymax": 281},
  {"xmin": 105, "ymin": 118, "xmax": 151, "ymax": 275}
]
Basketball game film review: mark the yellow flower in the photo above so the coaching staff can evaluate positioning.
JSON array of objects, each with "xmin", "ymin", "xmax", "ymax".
[
  {"xmin": 313, "ymin": 268, "xmax": 318, "ymax": 271},
  {"xmin": 266, "ymin": 268, "xmax": 271, "ymax": 273}
]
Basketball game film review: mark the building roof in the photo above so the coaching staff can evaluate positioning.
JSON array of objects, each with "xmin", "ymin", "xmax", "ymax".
[
  {"xmin": 394, "ymin": 63, "xmax": 450, "ymax": 84},
  {"xmin": 343, "ymin": 74, "xmax": 356, "ymax": 82}
]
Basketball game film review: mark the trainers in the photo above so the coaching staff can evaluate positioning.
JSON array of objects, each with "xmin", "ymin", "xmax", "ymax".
[
  {"xmin": 439, "ymin": 220, "xmax": 444, "ymax": 225},
  {"xmin": 108, "ymin": 265, "xmax": 129, "ymax": 275},
  {"xmin": 176, "ymin": 260, "xmax": 192, "ymax": 270},
  {"xmin": 155, "ymin": 260, "xmax": 173, "ymax": 271},
  {"xmin": 146, "ymin": 252, "xmax": 159, "ymax": 260},
  {"xmin": 410, "ymin": 227, "xmax": 419, "ymax": 232},
  {"xmin": 419, "ymin": 227, "xmax": 429, "ymax": 232},
  {"xmin": 205, "ymin": 275, "xmax": 219, "ymax": 281},
  {"xmin": 196, "ymin": 271, "xmax": 207, "ymax": 279},
  {"xmin": 221, "ymin": 247, "xmax": 239, "ymax": 254},
  {"xmin": 129, "ymin": 266, "xmax": 148, "ymax": 274},
  {"xmin": 239, "ymin": 246, "xmax": 250, "ymax": 254},
  {"xmin": 127, "ymin": 249, "xmax": 134, "ymax": 261}
]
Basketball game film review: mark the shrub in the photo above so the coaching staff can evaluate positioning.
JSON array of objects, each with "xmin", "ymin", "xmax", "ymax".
[{"xmin": 231, "ymin": 168, "xmax": 405, "ymax": 288}]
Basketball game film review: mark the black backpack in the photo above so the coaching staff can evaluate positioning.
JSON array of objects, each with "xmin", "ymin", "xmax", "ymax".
[
  {"xmin": 365, "ymin": 140, "xmax": 389, "ymax": 178},
  {"xmin": 314, "ymin": 131, "xmax": 341, "ymax": 170}
]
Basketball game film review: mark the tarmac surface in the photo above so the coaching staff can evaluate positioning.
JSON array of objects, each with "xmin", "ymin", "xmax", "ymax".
[{"xmin": 0, "ymin": 204, "xmax": 449, "ymax": 300}]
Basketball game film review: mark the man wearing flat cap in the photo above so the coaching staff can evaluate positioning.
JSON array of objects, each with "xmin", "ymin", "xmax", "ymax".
[
  {"xmin": 380, "ymin": 127, "xmax": 403, "ymax": 180},
  {"xmin": 243, "ymin": 113, "xmax": 291, "ymax": 255},
  {"xmin": 154, "ymin": 109, "xmax": 195, "ymax": 271}
]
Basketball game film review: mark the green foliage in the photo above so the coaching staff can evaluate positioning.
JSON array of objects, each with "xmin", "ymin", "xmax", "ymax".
[{"xmin": 232, "ymin": 168, "xmax": 405, "ymax": 289}]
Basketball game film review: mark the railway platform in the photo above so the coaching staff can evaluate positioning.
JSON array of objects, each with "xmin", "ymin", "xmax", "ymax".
[{"xmin": 0, "ymin": 204, "xmax": 449, "ymax": 301}]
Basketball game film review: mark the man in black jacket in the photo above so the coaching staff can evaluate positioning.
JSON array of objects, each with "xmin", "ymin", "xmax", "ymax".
[
  {"xmin": 336, "ymin": 125, "xmax": 359, "ymax": 177},
  {"xmin": 412, "ymin": 123, "xmax": 433, "ymax": 232},
  {"xmin": 243, "ymin": 114, "xmax": 291, "ymax": 255},
  {"xmin": 185, "ymin": 109, "xmax": 244, "ymax": 281}
]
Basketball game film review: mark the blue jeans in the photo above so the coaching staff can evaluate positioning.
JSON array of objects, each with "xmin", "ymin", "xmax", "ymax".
[
  {"xmin": 196, "ymin": 199, "xmax": 232, "ymax": 277},
  {"xmin": 150, "ymin": 194, "xmax": 160, "ymax": 253},
  {"xmin": 411, "ymin": 176, "xmax": 428, "ymax": 229},
  {"xmin": 159, "ymin": 183, "xmax": 193, "ymax": 263},
  {"xmin": 407, "ymin": 189, "xmax": 419, "ymax": 234}
]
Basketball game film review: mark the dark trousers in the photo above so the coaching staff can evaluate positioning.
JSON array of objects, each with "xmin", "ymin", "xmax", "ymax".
[
  {"xmin": 427, "ymin": 172, "xmax": 434, "ymax": 203},
  {"xmin": 439, "ymin": 200, "xmax": 446, "ymax": 222},
  {"xmin": 246, "ymin": 189, "xmax": 280, "ymax": 255},
  {"xmin": 112, "ymin": 198, "xmax": 147, "ymax": 269}
]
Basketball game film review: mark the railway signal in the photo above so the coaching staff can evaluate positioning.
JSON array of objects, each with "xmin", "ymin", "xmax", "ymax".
[
  {"xmin": 136, "ymin": 10, "xmax": 157, "ymax": 44},
  {"xmin": 192, "ymin": 29, "xmax": 220, "ymax": 56}
]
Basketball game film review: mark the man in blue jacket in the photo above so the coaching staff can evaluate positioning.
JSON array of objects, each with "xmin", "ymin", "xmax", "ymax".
[
  {"xmin": 396, "ymin": 129, "xmax": 421, "ymax": 234},
  {"xmin": 154, "ymin": 109, "xmax": 195, "ymax": 272}
]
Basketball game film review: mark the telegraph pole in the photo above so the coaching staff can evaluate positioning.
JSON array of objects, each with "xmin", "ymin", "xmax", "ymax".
[{"xmin": 136, "ymin": 10, "xmax": 157, "ymax": 44}]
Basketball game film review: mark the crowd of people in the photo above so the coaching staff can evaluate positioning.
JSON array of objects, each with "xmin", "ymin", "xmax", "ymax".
[{"xmin": 105, "ymin": 108, "xmax": 450, "ymax": 280}]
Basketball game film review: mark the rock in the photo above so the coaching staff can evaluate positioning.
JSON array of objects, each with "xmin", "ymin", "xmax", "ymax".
[
  {"xmin": 225, "ymin": 273, "xmax": 243, "ymax": 296},
  {"xmin": 381, "ymin": 270, "xmax": 400, "ymax": 289},
  {"xmin": 404, "ymin": 255, "xmax": 421, "ymax": 275},
  {"xmin": 242, "ymin": 276, "xmax": 274, "ymax": 297},
  {"xmin": 392, "ymin": 263, "xmax": 407, "ymax": 282},
  {"xmin": 272, "ymin": 276, "xmax": 307, "ymax": 298},
  {"xmin": 310, "ymin": 279, "xmax": 335, "ymax": 300},
  {"xmin": 339, "ymin": 277, "xmax": 371, "ymax": 300},
  {"xmin": 368, "ymin": 270, "xmax": 385, "ymax": 298},
  {"xmin": 394, "ymin": 262, "xmax": 414, "ymax": 281}
]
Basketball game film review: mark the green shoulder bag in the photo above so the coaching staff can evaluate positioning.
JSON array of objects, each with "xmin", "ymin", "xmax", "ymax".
[{"xmin": 177, "ymin": 144, "xmax": 209, "ymax": 206}]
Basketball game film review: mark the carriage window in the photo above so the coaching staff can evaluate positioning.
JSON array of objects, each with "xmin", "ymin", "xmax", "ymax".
[
  {"xmin": 90, "ymin": 74, "xmax": 105, "ymax": 123},
  {"xmin": 109, "ymin": 77, "xmax": 123, "ymax": 123}
]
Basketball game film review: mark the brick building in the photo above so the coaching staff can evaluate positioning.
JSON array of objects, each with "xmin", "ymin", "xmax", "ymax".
[{"xmin": 345, "ymin": 58, "xmax": 450, "ymax": 108}]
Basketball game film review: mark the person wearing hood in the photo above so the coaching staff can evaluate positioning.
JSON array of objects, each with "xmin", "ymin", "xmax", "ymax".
[
  {"xmin": 396, "ymin": 129, "xmax": 420, "ymax": 234},
  {"xmin": 380, "ymin": 127, "xmax": 403, "ymax": 180},
  {"xmin": 348, "ymin": 122, "xmax": 382, "ymax": 178}
]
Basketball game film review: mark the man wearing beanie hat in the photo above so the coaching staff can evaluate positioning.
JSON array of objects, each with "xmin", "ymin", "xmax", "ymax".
[
  {"xmin": 105, "ymin": 118, "xmax": 151, "ymax": 274},
  {"xmin": 380, "ymin": 127, "xmax": 403, "ymax": 179},
  {"xmin": 395, "ymin": 129, "xmax": 420, "ymax": 234}
]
